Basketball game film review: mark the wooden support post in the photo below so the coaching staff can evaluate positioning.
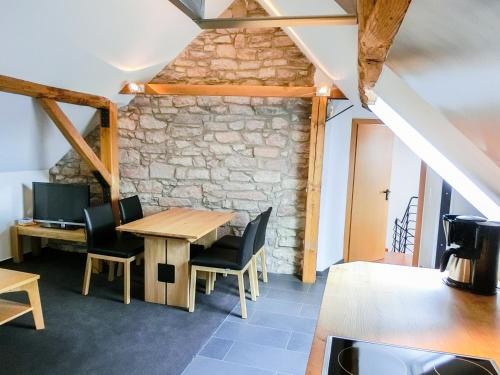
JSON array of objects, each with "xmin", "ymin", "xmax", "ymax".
[
  {"xmin": 38, "ymin": 98, "xmax": 112, "ymax": 185},
  {"xmin": 100, "ymin": 102, "xmax": 120, "ymax": 220},
  {"xmin": 302, "ymin": 96, "xmax": 328, "ymax": 283}
]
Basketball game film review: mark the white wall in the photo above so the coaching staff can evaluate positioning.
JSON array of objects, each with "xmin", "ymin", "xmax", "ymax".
[
  {"xmin": 418, "ymin": 167, "xmax": 443, "ymax": 268},
  {"xmin": 0, "ymin": 170, "xmax": 49, "ymax": 261},
  {"xmin": 450, "ymin": 190, "xmax": 483, "ymax": 217},
  {"xmin": 0, "ymin": 0, "xmax": 233, "ymax": 173},
  {"xmin": 316, "ymin": 103, "xmax": 352, "ymax": 270},
  {"xmin": 316, "ymin": 102, "xmax": 377, "ymax": 271},
  {"xmin": 385, "ymin": 138, "xmax": 421, "ymax": 249}
]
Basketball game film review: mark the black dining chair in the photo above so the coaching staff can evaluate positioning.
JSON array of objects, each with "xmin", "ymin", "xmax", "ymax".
[
  {"xmin": 82, "ymin": 203, "xmax": 144, "ymax": 304},
  {"xmin": 189, "ymin": 215, "xmax": 260, "ymax": 319},
  {"xmin": 213, "ymin": 207, "xmax": 272, "ymax": 295},
  {"xmin": 118, "ymin": 195, "xmax": 145, "ymax": 268},
  {"xmin": 119, "ymin": 195, "xmax": 144, "ymax": 224},
  {"xmin": 117, "ymin": 195, "xmax": 204, "ymax": 263}
]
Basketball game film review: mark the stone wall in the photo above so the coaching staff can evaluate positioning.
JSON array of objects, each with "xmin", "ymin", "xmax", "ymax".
[
  {"xmin": 49, "ymin": 0, "xmax": 315, "ymax": 273},
  {"xmin": 152, "ymin": 0, "xmax": 314, "ymax": 86}
]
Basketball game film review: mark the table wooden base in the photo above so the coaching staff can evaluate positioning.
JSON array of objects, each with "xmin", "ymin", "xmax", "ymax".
[{"xmin": 144, "ymin": 229, "xmax": 218, "ymax": 309}]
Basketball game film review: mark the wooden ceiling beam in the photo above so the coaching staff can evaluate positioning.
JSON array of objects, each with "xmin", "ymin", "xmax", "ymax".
[
  {"xmin": 120, "ymin": 83, "xmax": 347, "ymax": 99},
  {"xmin": 38, "ymin": 98, "xmax": 112, "ymax": 186},
  {"xmin": 357, "ymin": 0, "xmax": 412, "ymax": 106},
  {"xmin": 0, "ymin": 74, "xmax": 110, "ymax": 109}
]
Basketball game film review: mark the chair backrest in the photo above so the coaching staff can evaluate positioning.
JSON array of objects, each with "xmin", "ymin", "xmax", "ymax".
[
  {"xmin": 253, "ymin": 207, "xmax": 272, "ymax": 253},
  {"xmin": 238, "ymin": 215, "xmax": 261, "ymax": 267},
  {"xmin": 83, "ymin": 203, "xmax": 116, "ymax": 249},
  {"xmin": 119, "ymin": 195, "xmax": 144, "ymax": 224}
]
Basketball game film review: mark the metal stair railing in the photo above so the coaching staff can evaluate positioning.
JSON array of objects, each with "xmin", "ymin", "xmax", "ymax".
[{"xmin": 392, "ymin": 196, "xmax": 418, "ymax": 253}]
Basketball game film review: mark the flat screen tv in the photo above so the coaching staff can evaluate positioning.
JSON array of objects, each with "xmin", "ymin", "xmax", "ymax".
[{"xmin": 33, "ymin": 182, "xmax": 90, "ymax": 228}]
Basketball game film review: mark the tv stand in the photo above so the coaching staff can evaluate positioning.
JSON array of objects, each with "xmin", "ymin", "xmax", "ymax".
[
  {"xmin": 10, "ymin": 223, "xmax": 86, "ymax": 263},
  {"xmin": 38, "ymin": 222, "xmax": 82, "ymax": 230}
]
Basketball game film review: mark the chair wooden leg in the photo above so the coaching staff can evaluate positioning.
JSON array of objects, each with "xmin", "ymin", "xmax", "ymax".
[
  {"xmin": 211, "ymin": 273, "xmax": 216, "ymax": 291},
  {"xmin": 82, "ymin": 254, "xmax": 92, "ymax": 295},
  {"xmin": 205, "ymin": 272, "xmax": 212, "ymax": 295},
  {"xmin": 189, "ymin": 267, "xmax": 197, "ymax": 313},
  {"xmin": 248, "ymin": 263, "xmax": 257, "ymax": 302},
  {"xmin": 261, "ymin": 248, "xmax": 268, "ymax": 283},
  {"xmin": 123, "ymin": 260, "xmax": 131, "ymax": 304},
  {"xmin": 237, "ymin": 272, "xmax": 247, "ymax": 319},
  {"xmin": 117, "ymin": 263, "xmax": 123, "ymax": 277},
  {"xmin": 252, "ymin": 256, "xmax": 260, "ymax": 297},
  {"xmin": 25, "ymin": 281, "xmax": 45, "ymax": 330},
  {"xmin": 108, "ymin": 261, "xmax": 115, "ymax": 282}
]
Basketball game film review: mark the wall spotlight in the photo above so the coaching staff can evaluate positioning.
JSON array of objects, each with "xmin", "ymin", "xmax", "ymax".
[
  {"xmin": 120, "ymin": 82, "xmax": 146, "ymax": 94},
  {"xmin": 316, "ymin": 86, "xmax": 331, "ymax": 97}
]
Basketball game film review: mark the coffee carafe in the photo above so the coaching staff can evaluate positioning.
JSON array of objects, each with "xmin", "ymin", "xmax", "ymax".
[{"xmin": 440, "ymin": 215, "xmax": 486, "ymax": 289}]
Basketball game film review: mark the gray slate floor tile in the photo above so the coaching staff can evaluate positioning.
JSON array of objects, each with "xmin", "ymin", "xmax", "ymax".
[
  {"xmin": 199, "ymin": 337, "xmax": 234, "ymax": 360},
  {"xmin": 300, "ymin": 303, "xmax": 321, "ymax": 319},
  {"xmin": 224, "ymin": 341, "xmax": 309, "ymax": 375},
  {"xmin": 215, "ymin": 321, "xmax": 291, "ymax": 348},
  {"xmin": 287, "ymin": 332, "xmax": 314, "ymax": 353},
  {"xmin": 249, "ymin": 310, "xmax": 317, "ymax": 334},
  {"xmin": 182, "ymin": 356, "xmax": 275, "ymax": 375}
]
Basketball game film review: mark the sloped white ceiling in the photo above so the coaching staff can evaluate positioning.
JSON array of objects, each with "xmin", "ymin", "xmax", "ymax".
[
  {"xmin": 387, "ymin": 0, "xmax": 500, "ymax": 167},
  {"xmin": 0, "ymin": 0, "xmax": 232, "ymax": 172},
  {"xmin": 258, "ymin": 0, "xmax": 360, "ymax": 104}
]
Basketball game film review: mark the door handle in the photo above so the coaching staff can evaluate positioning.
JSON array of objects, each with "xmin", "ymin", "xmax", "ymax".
[{"xmin": 381, "ymin": 189, "xmax": 391, "ymax": 200}]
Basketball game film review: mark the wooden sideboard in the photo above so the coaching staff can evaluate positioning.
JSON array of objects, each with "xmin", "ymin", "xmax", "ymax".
[{"xmin": 10, "ymin": 224, "xmax": 86, "ymax": 263}]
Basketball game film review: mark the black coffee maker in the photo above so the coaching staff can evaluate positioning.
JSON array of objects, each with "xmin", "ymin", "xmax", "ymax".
[{"xmin": 440, "ymin": 215, "xmax": 500, "ymax": 295}]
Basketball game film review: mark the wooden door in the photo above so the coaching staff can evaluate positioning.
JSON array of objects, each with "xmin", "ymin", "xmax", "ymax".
[{"xmin": 346, "ymin": 123, "xmax": 394, "ymax": 262}]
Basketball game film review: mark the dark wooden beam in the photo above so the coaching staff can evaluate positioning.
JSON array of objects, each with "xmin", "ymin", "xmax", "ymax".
[
  {"xmin": 38, "ymin": 98, "xmax": 112, "ymax": 185},
  {"xmin": 99, "ymin": 103, "xmax": 120, "ymax": 221},
  {"xmin": 0, "ymin": 74, "xmax": 110, "ymax": 109},
  {"xmin": 357, "ymin": 0, "xmax": 412, "ymax": 105}
]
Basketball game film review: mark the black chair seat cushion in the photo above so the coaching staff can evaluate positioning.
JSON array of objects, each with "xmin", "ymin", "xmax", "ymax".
[
  {"xmin": 190, "ymin": 247, "xmax": 243, "ymax": 270},
  {"xmin": 189, "ymin": 244, "xmax": 205, "ymax": 259},
  {"xmin": 213, "ymin": 235, "xmax": 241, "ymax": 250},
  {"xmin": 89, "ymin": 234, "xmax": 144, "ymax": 259}
]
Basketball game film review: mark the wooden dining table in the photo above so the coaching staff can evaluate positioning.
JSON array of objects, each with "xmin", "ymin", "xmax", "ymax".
[{"xmin": 116, "ymin": 207, "xmax": 234, "ymax": 309}]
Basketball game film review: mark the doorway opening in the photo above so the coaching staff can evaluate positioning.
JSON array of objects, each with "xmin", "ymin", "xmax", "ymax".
[{"xmin": 343, "ymin": 120, "xmax": 425, "ymax": 266}]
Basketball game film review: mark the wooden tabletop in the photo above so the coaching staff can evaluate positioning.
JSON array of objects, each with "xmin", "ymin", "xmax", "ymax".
[
  {"xmin": 306, "ymin": 262, "xmax": 500, "ymax": 374},
  {"xmin": 116, "ymin": 207, "xmax": 235, "ymax": 241},
  {"xmin": 0, "ymin": 268, "xmax": 39, "ymax": 294}
]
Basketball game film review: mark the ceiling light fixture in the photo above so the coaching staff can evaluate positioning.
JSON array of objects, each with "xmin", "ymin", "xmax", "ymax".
[
  {"xmin": 120, "ymin": 82, "xmax": 146, "ymax": 94},
  {"xmin": 316, "ymin": 86, "xmax": 331, "ymax": 97},
  {"xmin": 369, "ymin": 97, "xmax": 500, "ymax": 220}
]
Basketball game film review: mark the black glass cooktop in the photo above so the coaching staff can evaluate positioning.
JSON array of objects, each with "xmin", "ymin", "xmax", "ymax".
[{"xmin": 323, "ymin": 337, "xmax": 498, "ymax": 375}]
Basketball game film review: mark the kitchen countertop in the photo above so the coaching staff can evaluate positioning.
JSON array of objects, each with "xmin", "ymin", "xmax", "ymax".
[{"xmin": 306, "ymin": 262, "xmax": 500, "ymax": 374}]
